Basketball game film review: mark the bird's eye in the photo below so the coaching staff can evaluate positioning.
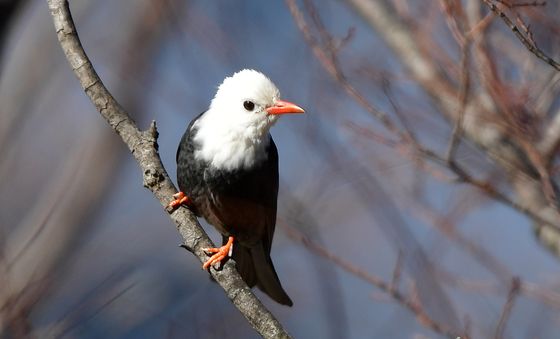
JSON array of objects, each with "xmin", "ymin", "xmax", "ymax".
[{"xmin": 243, "ymin": 100, "xmax": 255, "ymax": 111}]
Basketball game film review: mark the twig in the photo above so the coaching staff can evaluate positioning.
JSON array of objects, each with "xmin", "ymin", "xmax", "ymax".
[
  {"xmin": 286, "ymin": 0, "xmax": 411, "ymax": 144},
  {"xmin": 494, "ymin": 277, "xmax": 521, "ymax": 339},
  {"xmin": 390, "ymin": 250, "xmax": 403, "ymax": 292},
  {"xmin": 482, "ymin": 0, "xmax": 560, "ymax": 71},
  {"xmin": 45, "ymin": 1, "xmax": 290, "ymax": 338},
  {"xmin": 473, "ymin": 1, "xmax": 558, "ymax": 210},
  {"xmin": 439, "ymin": 0, "xmax": 469, "ymax": 46},
  {"xmin": 381, "ymin": 79, "xmax": 419, "ymax": 145},
  {"xmin": 347, "ymin": 123, "xmax": 560, "ymax": 232},
  {"xmin": 437, "ymin": 155, "xmax": 560, "ymax": 232},
  {"xmin": 495, "ymin": 0, "xmax": 547, "ymax": 8},
  {"xmin": 288, "ymin": 0, "xmax": 558, "ymax": 225},
  {"xmin": 445, "ymin": 42, "xmax": 471, "ymax": 162},
  {"xmin": 280, "ymin": 222, "xmax": 467, "ymax": 339},
  {"xmin": 540, "ymin": 107, "xmax": 560, "ymax": 161},
  {"xmin": 55, "ymin": 282, "xmax": 137, "ymax": 338}
]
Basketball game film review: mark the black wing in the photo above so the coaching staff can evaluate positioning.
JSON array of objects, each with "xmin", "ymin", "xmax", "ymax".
[
  {"xmin": 176, "ymin": 112, "xmax": 207, "ymax": 217},
  {"xmin": 203, "ymin": 138, "xmax": 279, "ymax": 250},
  {"xmin": 176, "ymin": 111, "xmax": 205, "ymax": 164},
  {"xmin": 176, "ymin": 124, "xmax": 291, "ymax": 305}
]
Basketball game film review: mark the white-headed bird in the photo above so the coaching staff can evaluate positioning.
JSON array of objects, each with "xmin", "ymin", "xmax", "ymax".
[{"xmin": 169, "ymin": 69, "xmax": 304, "ymax": 306}]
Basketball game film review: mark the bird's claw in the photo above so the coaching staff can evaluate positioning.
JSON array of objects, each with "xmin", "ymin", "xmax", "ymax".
[
  {"xmin": 202, "ymin": 250, "xmax": 228, "ymax": 270},
  {"xmin": 202, "ymin": 236, "xmax": 234, "ymax": 270},
  {"xmin": 167, "ymin": 191, "xmax": 190, "ymax": 210}
]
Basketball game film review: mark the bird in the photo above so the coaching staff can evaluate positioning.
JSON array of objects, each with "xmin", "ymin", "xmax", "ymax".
[{"xmin": 169, "ymin": 69, "xmax": 304, "ymax": 306}]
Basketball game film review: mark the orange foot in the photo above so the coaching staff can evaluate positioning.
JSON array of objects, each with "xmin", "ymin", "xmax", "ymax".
[
  {"xmin": 167, "ymin": 191, "xmax": 191, "ymax": 210},
  {"xmin": 202, "ymin": 236, "xmax": 234, "ymax": 270}
]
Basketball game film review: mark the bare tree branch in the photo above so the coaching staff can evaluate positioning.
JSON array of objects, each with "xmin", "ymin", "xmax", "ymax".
[
  {"xmin": 482, "ymin": 0, "xmax": 560, "ymax": 71},
  {"xmin": 45, "ymin": 1, "xmax": 290, "ymax": 338},
  {"xmin": 280, "ymin": 222, "xmax": 468, "ymax": 339},
  {"xmin": 493, "ymin": 277, "xmax": 521, "ymax": 339},
  {"xmin": 539, "ymin": 105, "xmax": 560, "ymax": 161},
  {"xmin": 308, "ymin": 0, "xmax": 560, "ymax": 257},
  {"xmin": 285, "ymin": 1, "xmax": 560, "ymax": 333},
  {"xmin": 445, "ymin": 41, "xmax": 471, "ymax": 163}
]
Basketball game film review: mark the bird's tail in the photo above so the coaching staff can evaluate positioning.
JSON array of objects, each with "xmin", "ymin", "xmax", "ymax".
[{"xmin": 228, "ymin": 237, "xmax": 293, "ymax": 306}]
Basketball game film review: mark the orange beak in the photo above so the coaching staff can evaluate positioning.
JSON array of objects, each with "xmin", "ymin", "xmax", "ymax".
[{"xmin": 266, "ymin": 100, "xmax": 305, "ymax": 115}]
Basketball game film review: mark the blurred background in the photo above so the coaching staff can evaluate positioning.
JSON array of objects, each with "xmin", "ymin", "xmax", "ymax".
[{"xmin": 2, "ymin": 0, "xmax": 560, "ymax": 338}]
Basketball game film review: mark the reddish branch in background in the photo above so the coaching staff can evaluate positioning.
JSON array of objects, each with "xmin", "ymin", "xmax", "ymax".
[{"xmin": 286, "ymin": 0, "xmax": 560, "ymax": 337}]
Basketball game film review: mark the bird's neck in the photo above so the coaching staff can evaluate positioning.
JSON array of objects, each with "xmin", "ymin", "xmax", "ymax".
[{"xmin": 192, "ymin": 111, "xmax": 273, "ymax": 171}]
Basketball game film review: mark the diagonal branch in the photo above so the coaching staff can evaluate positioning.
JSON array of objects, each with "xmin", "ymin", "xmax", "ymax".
[
  {"xmin": 45, "ymin": 1, "xmax": 290, "ymax": 338},
  {"xmin": 290, "ymin": 0, "xmax": 560, "ymax": 232},
  {"xmin": 280, "ymin": 222, "xmax": 467, "ymax": 339},
  {"xmin": 481, "ymin": 0, "xmax": 560, "ymax": 71},
  {"xmin": 539, "ymin": 106, "xmax": 560, "ymax": 161},
  {"xmin": 493, "ymin": 277, "xmax": 521, "ymax": 339}
]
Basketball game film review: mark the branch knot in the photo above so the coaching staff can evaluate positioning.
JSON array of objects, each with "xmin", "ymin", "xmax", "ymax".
[{"xmin": 143, "ymin": 166, "xmax": 164, "ymax": 189}]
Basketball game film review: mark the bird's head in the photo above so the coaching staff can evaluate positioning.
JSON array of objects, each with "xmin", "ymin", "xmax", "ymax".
[
  {"xmin": 193, "ymin": 69, "xmax": 304, "ymax": 169},
  {"xmin": 207, "ymin": 69, "xmax": 304, "ymax": 135}
]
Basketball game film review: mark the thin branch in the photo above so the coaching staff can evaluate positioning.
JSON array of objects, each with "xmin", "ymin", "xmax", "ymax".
[
  {"xmin": 494, "ymin": 277, "xmax": 521, "ymax": 339},
  {"xmin": 397, "ymin": 185, "xmax": 560, "ymax": 309},
  {"xmin": 390, "ymin": 250, "xmax": 403, "ymax": 292},
  {"xmin": 286, "ymin": 0, "xmax": 412, "ymax": 144},
  {"xmin": 445, "ymin": 42, "xmax": 471, "ymax": 162},
  {"xmin": 381, "ymin": 79, "xmax": 419, "ymax": 145},
  {"xmin": 45, "ymin": 1, "xmax": 290, "ymax": 338},
  {"xmin": 280, "ymin": 222, "xmax": 467, "ymax": 339},
  {"xmin": 55, "ymin": 282, "xmax": 137, "ymax": 338},
  {"xmin": 539, "ymin": 104, "xmax": 560, "ymax": 161},
  {"xmin": 495, "ymin": 0, "xmax": 547, "ymax": 8},
  {"xmin": 289, "ymin": 0, "xmax": 560, "ymax": 229},
  {"xmin": 347, "ymin": 123, "xmax": 560, "ymax": 232},
  {"xmin": 482, "ymin": 0, "xmax": 560, "ymax": 71}
]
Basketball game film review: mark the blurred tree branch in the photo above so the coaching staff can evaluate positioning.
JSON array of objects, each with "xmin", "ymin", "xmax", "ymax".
[
  {"xmin": 286, "ymin": 0, "xmax": 560, "ymax": 336},
  {"xmin": 481, "ymin": 0, "xmax": 560, "ymax": 71},
  {"xmin": 280, "ymin": 222, "xmax": 468, "ymax": 338},
  {"xmin": 289, "ymin": 0, "xmax": 560, "ymax": 254},
  {"xmin": 45, "ymin": 0, "xmax": 290, "ymax": 338}
]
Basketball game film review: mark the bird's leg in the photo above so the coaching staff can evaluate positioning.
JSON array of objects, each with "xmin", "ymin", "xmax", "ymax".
[
  {"xmin": 202, "ymin": 236, "xmax": 234, "ymax": 270},
  {"xmin": 167, "ymin": 191, "xmax": 191, "ymax": 210}
]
